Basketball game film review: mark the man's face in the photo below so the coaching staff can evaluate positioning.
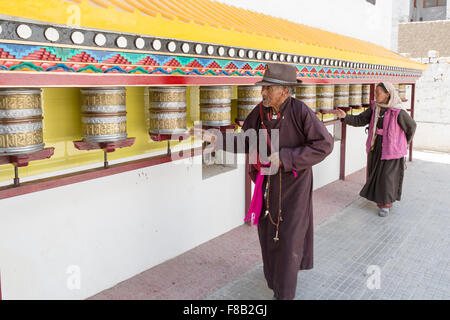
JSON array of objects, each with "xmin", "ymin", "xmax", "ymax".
[{"xmin": 261, "ymin": 85, "xmax": 288, "ymax": 108}]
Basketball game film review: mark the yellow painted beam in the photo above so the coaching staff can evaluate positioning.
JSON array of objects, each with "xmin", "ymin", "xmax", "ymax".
[{"xmin": 0, "ymin": 0, "xmax": 426, "ymax": 70}]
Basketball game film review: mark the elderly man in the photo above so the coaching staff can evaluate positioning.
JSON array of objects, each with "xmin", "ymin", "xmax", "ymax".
[{"xmin": 203, "ymin": 63, "xmax": 334, "ymax": 300}]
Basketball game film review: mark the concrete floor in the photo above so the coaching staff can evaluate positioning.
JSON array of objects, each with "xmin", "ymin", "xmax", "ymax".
[{"xmin": 89, "ymin": 155, "xmax": 450, "ymax": 300}]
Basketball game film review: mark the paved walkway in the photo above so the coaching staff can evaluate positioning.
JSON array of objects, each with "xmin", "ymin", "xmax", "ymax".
[{"xmin": 90, "ymin": 156, "xmax": 450, "ymax": 300}]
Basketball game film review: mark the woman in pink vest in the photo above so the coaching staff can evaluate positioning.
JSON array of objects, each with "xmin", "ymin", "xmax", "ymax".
[{"xmin": 336, "ymin": 82, "xmax": 416, "ymax": 217}]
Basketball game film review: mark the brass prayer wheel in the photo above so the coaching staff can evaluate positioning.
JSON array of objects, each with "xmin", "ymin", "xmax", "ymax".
[
  {"xmin": 295, "ymin": 84, "xmax": 317, "ymax": 111},
  {"xmin": 349, "ymin": 84, "xmax": 362, "ymax": 107},
  {"xmin": 398, "ymin": 84, "xmax": 407, "ymax": 100},
  {"xmin": 334, "ymin": 84, "xmax": 349, "ymax": 108},
  {"xmin": 200, "ymin": 86, "xmax": 232, "ymax": 126},
  {"xmin": 148, "ymin": 87, "xmax": 187, "ymax": 134},
  {"xmin": 393, "ymin": 83, "xmax": 400, "ymax": 96},
  {"xmin": 237, "ymin": 86, "xmax": 261, "ymax": 121},
  {"xmin": 362, "ymin": 84, "xmax": 371, "ymax": 106},
  {"xmin": 80, "ymin": 87, "xmax": 128, "ymax": 143},
  {"xmin": 316, "ymin": 84, "xmax": 334, "ymax": 111},
  {"xmin": 0, "ymin": 88, "xmax": 44, "ymax": 156}
]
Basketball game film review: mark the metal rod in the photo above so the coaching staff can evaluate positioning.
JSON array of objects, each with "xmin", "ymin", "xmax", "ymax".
[
  {"xmin": 167, "ymin": 140, "xmax": 171, "ymax": 156},
  {"xmin": 104, "ymin": 151, "xmax": 109, "ymax": 169},
  {"xmin": 13, "ymin": 165, "xmax": 19, "ymax": 187}
]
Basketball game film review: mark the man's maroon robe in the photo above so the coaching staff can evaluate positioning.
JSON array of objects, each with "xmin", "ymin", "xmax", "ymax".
[{"xmin": 224, "ymin": 96, "xmax": 334, "ymax": 299}]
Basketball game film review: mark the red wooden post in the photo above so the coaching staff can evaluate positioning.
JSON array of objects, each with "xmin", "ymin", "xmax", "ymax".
[
  {"xmin": 369, "ymin": 83, "xmax": 375, "ymax": 104},
  {"xmin": 339, "ymin": 122, "xmax": 347, "ymax": 181},
  {"xmin": 409, "ymin": 83, "xmax": 415, "ymax": 162},
  {"xmin": 366, "ymin": 83, "xmax": 376, "ymax": 182}
]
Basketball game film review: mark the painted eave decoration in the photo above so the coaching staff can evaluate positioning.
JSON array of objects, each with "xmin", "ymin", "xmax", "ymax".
[{"xmin": 0, "ymin": 0, "xmax": 426, "ymax": 87}]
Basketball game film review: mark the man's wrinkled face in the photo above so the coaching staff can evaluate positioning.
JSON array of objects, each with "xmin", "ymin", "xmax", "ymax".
[{"xmin": 261, "ymin": 85, "xmax": 287, "ymax": 108}]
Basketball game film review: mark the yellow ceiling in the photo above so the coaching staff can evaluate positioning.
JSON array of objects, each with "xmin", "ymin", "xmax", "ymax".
[{"xmin": 0, "ymin": 0, "xmax": 426, "ymax": 70}]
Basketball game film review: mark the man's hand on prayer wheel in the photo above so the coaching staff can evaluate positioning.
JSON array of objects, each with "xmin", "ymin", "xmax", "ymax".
[
  {"xmin": 197, "ymin": 128, "xmax": 219, "ymax": 153},
  {"xmin": 201, "ymin": 129, "xmax": 217, "ymax": 143},
  {"xmin": 193, "ymin": 128, "xmax": 216, "ymax": 143},
  {"xmin": 335, "ymin": 108, "xmax": 347, "ymax": 119}
]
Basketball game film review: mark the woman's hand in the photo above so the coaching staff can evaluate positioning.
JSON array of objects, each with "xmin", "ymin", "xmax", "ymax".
[{"xmin": 335, "ymin": 108, "xmax": 347, "ymax": 119}]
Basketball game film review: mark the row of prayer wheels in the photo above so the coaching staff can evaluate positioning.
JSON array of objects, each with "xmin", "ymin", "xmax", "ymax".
[
  {"xmin": 0, "ymin": 87, "xmax": 131, "ymax": 157},
  {"xmin": 147, "ymin": 86, "xmax": 233, "ymax": 131},
  {"xmin": 236, "ymin": 84, "xmax": 370, "ymax": 118},
  {"xmin": 0, "ymin": 84, "xmax": 409, "ymax": 156},
  {"xmin": 0, "ymin": 86, "xmax": 234, "ymax": 156},
  {"xmin": 295, "ymin": 84, "xmax": 371, "ymax": 112}
]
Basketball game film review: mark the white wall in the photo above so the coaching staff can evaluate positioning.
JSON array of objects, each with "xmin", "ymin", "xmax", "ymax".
[
  {"xmin": 345, "ymin": 125, "xmax": 368, "ymax": 175},
  {"xmin": 0, "ymin": 121, "xmax": 369, "ymax": 299},
  {"xmin": 312, "ymin": 125, "xmax": 341, "ymax": 190},
  {"xmin": 313, "ymin": 140, "xmax": 341, "ymax": 190},
  {"xmin": 313, "ymin": 123, "xmax": 366, "ymax": 190},
  {"xmin": 0, "ymin": 153, "xmax": 246, "ymax": 299},
  {"xmin": 411, "ymin": 57, "xmax": 450, "ymax": 152},
  {"xmin": 220, "ymin": 0, "xmax": 398, "ymax": 50}
]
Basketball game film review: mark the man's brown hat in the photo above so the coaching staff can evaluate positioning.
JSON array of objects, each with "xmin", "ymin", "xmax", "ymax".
[{"xmin": 254, "ymin": 63, "xmax": 302, "ymax": 86}]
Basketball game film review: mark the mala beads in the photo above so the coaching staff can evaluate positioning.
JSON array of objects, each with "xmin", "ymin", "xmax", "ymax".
[{"xmin": 264, "ymin": 170, "xmax": 283, "ymax": 243}]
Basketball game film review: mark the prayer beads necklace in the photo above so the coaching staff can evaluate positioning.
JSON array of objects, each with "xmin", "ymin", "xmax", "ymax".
[
  {"xmin": 260, "ymin": 101, "xmax": 284, "ymax": 243},
  {"xmin": 264, "ymin": 169, "xmax": 283, "ymax": 243}
]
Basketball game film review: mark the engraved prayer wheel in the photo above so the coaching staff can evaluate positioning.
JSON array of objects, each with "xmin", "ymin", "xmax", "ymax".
[
  {"xmin": 362, "ymin": 84, "xmax": 371, "ymax": 106},
  {"xmin": 334, "ymin": 84, "xmax": 349, "ymax": 108},
  {"xmin": 148, "ymin": 87, "xmax": 187, "ymax": 134},
  {"xmin": 398, "ymin": 84, "xmax": 407, "ymax": 100},
  {"xmin": 316, "ymin": 84, "xmax": 334, "ymax": 111},
  {"xmin": 200, "ymin": 86, "xmax": 232, "ymax": 126},
  {"xmin": 0, "ymin": 88, "xmax": 44, "ymax": 156},
  {"xmin": 349, "ymin": 84, "xmax": 362, "ymax": 107},
  {"xmin": 237, "ymin": 86, "xmax": 261, "ymax": 121},
  {"xmin": 295, "ymin": 84, "xmax": 317, "ymax": 111},
  {"xmin": 80, "ymin": 87, "xmax": 127, "ymax": 143}
]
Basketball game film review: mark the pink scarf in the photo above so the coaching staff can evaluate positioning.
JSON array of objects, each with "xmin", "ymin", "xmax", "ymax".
[{"xmin": 244, "ymin": 168, "xmax": 266, "ymax": 226}]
